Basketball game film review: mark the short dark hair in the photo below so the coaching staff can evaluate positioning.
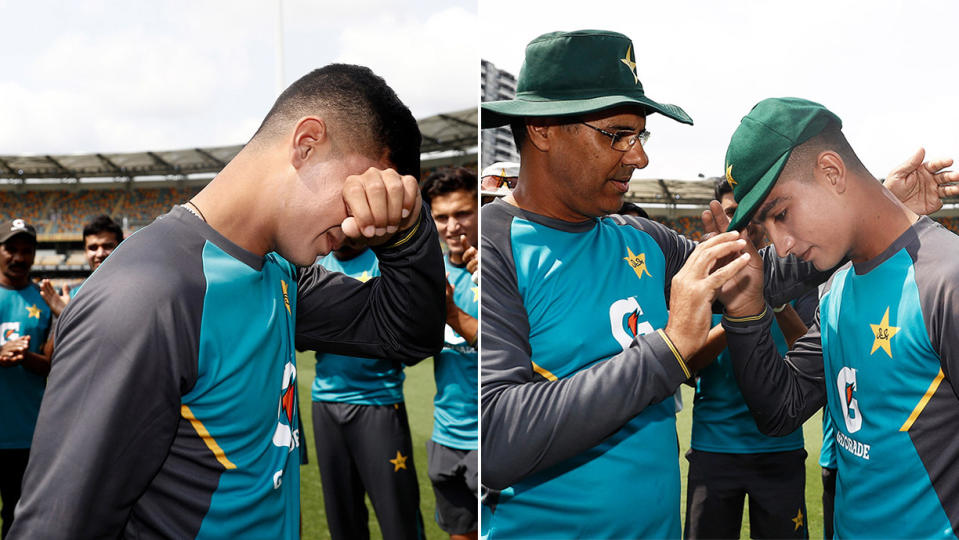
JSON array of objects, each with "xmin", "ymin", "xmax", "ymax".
[
  {"xmin": 509, "ymin": 117, "xmax": 527, "ymax": 152},
  {"xmin": 83, "ymin": 215, "xmax": 123, "ymax": 244},
  {"xmin": 714, "ymin": 177, "xmax": 733, "ymax": 201},
  {"xmin": 783, "ymin": 122, "xmax": 868, "ymax": 182},
  {"xmin": 253, "ymin": 64, "xmax": 421, "ymax": 178},
  {"xmin": 617, "ymin": 201, "xmax": 649, "ymax": 219},
  {"xmin": 420, "ymin": 167, "xmax": 478, "ymax": 204}
]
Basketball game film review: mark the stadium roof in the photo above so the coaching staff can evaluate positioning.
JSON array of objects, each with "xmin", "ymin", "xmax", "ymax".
[
  {"xmin": 626, "ymin": 178, "xmax": 718, "ymax": 206},
  {"xmin": 0, "ymin": 107, "xmax": 477, "ymax": 182}
]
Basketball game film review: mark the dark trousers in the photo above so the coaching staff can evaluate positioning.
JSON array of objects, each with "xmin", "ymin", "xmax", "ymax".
[
  {"xmin": 0, "ymin": 449, "xmax": 29, "ymax": 539},
  {"xmin": 684, "ymin": 448, "xmax": 808, "ymax": 539},
  {"xmin": 822, "ymin": 467, "xmax": 837, "ymax": 539},
  {"xmin": 311, "ymin": 401, "xmax": 424, "ymax": 540}
]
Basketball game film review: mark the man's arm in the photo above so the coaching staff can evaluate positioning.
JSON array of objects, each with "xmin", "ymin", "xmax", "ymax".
[
  {"xmin": 481, "ymin": 215, "xmax": 750, "ymax": 489},
  {"xmin": 723, "ymin": 305, "xmax": 827, "ymax": 435},
  {"xmin": 445, "ymin": 278, "xmax": 476, "ymax": 345},
  {"xmin": 9, "ymin": 261, "xmax": 197, "ymax": 539},
  {"xmin": 295, "ymin": 203, "xmax": 446, "ymax": 364}
]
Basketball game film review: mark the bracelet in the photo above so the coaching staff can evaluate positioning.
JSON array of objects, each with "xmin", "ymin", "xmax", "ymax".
[{"xmin": 773, "ymin": 303, "xmax": 788, "ymax": 313}]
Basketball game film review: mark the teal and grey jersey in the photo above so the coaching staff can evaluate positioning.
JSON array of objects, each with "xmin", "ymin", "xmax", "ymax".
[
  {"xmin": 9, "ymin": 205, "xmax": 445, "ymax": 540},
  {"xmin": 723, "ymin": 217, "xmax": 959, "ymax": 538},
  {"xmin": 480, "ymin": 199, "xmax": 827, "ymax": 538},
  {"xmin": 691, "ymin": 314, "xmax": 804, "ymax": 453},
  {"xmin": 0, "ymin": 282, "xmax": 52, "ymax": 449},
  {"xmin": 312, "ymin": 249, "xmax": 405, "ymax": 405},
  {"xmin": 431, "ymin": 255, "xmax": 478, "ymax": 450}
]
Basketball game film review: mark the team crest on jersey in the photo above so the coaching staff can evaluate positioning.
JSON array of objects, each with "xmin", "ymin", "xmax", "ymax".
[
  {"xmin": 624, "ymin": 247, "xmax": 652, "ymax": 280},
  {"xmin": 0, "ymin": 322, "xmax": 21, "ymax": 344},
  {"xmin": 837, "ymin": 366, "xmax": 862, "ymax": 433},
  {"xmin": 272, "ymin": 361, "xmax": 299, "ymax": 452},
  {"xmin": 608, "ymin": 296, "xmax": 654, "ymax": 349}
]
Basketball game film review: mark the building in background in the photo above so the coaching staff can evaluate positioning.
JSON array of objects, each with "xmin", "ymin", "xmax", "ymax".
[{"xmin": 481, "ymin": 60, "xmax": 520, "ymax": 168}]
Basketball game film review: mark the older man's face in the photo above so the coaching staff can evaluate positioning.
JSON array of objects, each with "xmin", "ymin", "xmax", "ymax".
[{"xmin": 542, "ymin": 107, "xmax": 649, "ymax": 221}]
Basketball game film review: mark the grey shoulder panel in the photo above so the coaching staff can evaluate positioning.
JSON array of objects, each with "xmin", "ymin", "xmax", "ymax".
[{"xmin": 12, "ymin": 209, "xmax": 208, "ymax": 539}]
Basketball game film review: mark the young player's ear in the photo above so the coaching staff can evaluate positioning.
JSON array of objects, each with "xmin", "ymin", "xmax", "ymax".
[
  {"xmin": 817, "ymin": 151, "xmax": 846, "ymax": 194},
  {"xmin": 290, "ymin": 118, "xmax": 328, "ymax": 169}
]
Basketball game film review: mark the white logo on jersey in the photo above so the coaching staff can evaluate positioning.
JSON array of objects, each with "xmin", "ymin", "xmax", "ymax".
[
  {"xmin": 272, "ymin": 361, "xmax": 300, "ymax": 450},
  {"xmin": 837, "ymin": 366, "xmax": 862, "ymax": 433},
  {"xmin": 608, "ymin": 296, "xmax": 655, "ymax": 350},
  {"xmin": 445, "ymin": 323, "xmax": 466, "ymax": 346},
  {"xmin": 0, "ymin": 322, "xmax": 21, "ymax": 344}
]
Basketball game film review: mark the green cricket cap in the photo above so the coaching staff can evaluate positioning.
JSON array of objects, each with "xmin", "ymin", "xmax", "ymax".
[
  {"xmin": 481, "ymin": 30, "xmax": 693, "ymax": 128},
  {"xmin": 725, "ymin": 97, "xmax": 842, "ymax": 231}
]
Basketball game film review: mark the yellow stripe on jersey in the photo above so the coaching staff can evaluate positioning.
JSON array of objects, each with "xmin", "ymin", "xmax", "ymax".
[
  {"xmin": 658, "ymin": 329, "xmax": 691, "ymax": 379},
  {"xmin": 531, "ymin": 361, "xmax": 558, "ymax": 381},
  {"xmin": 900, "ymin": 369, "xmax": 945, "ymax": 432},
  {"xmin": 181, "ymin": 405, "xmax": 237, "ymax": 469}
]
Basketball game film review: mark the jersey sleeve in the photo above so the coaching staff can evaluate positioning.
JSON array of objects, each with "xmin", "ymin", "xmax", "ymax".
[
  {"xmin": 480, "ymin": 211, "xmax": 691, "ymax": 491},
  {"xmin": 294, "ymin": 203, "xmax": 446, "ymax": 364},
  {"xmin": 722, "ymin": 304, "xmax": 827, "ymax": 436},
  {"xmin": 9, "ymin": 239, "xmax": 201, "ymax": 539}
]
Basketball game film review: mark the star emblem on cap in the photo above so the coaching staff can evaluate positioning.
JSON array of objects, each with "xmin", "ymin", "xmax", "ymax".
[
  {"xmin": 726, "ymin": 164, "xmax": 737, "ymax": 186},
  {"xmin": 620, "ymin": 45, "xmax": 638, "ymax": 84}
]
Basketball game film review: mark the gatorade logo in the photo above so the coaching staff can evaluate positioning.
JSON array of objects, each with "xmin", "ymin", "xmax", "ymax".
[
  {"xmin": 608, "ymin": 297, "xmax": 654, "ymax": 349},
  {"xmin": 0, "ymin": 322, "xmax": 21, "ymax": 344},
  {"xmin": 837, "ymin": 367, "xmax": 862, "ymax": 433},
  {"xmin": 271, "ymin": 361, "xmax": 300, "ymax": 451}
]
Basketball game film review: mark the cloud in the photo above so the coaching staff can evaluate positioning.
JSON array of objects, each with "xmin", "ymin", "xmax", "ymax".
[{"xmin": 334, "ymin": 6, "xmax": 477, "ymax": 118}]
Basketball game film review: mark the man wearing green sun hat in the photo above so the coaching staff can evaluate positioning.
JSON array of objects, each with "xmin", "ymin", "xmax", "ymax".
[
  {"xmin": 478, "ymin": 30, "xmax": 842, "ymax": 539},
  {"xmin": 720, "ymin": 97, "xmax": 959, "ymax": 539}
]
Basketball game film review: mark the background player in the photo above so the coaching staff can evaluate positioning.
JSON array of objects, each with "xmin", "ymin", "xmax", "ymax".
[
  {"xmin": 39, "ymin": 214, "xmax": 123, "ymax": 316},
  {"xmin": 309, "ymin": 243, "xmax": 426, "ymax": 540},
  {"xmin": 0, "ymin": 219, "xmax": 52, "ymax": 538},
  {"xmin": 421, "ymin": 168, "xmax": 479, "ymax": 540}
]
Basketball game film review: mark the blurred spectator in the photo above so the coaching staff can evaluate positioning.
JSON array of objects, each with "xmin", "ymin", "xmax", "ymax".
[
  {"xmin": 480, "ymin": 162, "xmax": 518, "ymax": 205},
  {"xmin": 0, "ymin": 219, "xmax": 53, "ymax": 538}
]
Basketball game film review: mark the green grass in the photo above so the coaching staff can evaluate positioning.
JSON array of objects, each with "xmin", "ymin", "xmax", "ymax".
[
  {"xmin": 297, "ymin": 352, "xmax": 445, "ymax": 540},
  {"xmin": 676, "ymin": 385, "xmax": 827, "ymax": 539}
]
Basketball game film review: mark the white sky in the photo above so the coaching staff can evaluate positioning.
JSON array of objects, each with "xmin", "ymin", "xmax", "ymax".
[
  {"xmin": 480, "ymin": 0, "xmax": 959, "ymax": 180},
  {"xmin": 0, "ymin": 0, "xmax": 477, "ymax": 155}
]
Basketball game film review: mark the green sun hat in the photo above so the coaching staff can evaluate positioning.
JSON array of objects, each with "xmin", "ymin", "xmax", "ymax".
[
  {"xmin": 481, "ymin": 30, "xmax": 693, "ymax": 128},
  {"xmin": 725, "ymin": 97, "xmax": 842, "ymax": 231}
]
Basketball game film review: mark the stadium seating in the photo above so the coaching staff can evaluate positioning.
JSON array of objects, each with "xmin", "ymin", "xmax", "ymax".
[{"xmin": 0, "ymin": 186, "xmax": 202, "ymax": 236}]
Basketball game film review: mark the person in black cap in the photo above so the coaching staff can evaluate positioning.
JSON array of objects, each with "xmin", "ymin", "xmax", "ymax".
[
  {"xmin": 0, "ymin": 218, "xmax": 52, "ymax": 538},
  {"xmin": 479, "ymin": 30, "xmax": 958, "ymax": 539}
]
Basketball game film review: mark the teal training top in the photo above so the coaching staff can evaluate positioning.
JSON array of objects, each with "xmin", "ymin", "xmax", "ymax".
[
  {"xmin": 481, "ymin": 199, "xmax": 825, "ymax": 539},
  {"xmin": 431, "ymin": 255, "xmax": 478, "ymax": 450},
  {"xmin": 691, "ymin": 313, "xmax": 804, "ymax": 453},
  {"xmin": 312, "ymin": 249, "xmax": 405, "ymax": 405},
  {"xmin": 724, "ymin": 217, "xmax": 959, "ymax": 538},
  {"xmin": 9, "ymin": 205, "xmax": 445, "ymax": 539},
  {"xmin": 0, "ymin": 282, "xmax": 52, "ymax": 448}
]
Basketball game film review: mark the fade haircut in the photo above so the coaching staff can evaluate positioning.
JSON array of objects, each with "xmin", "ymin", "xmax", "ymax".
[
  {"xmin": 252, "ymin": 64, "xmax": 422, "ymax": 178},
  {"xmin": 83, "ymin": 215, "xmax": 123, "ymax": 244},
  {"xmin": 714, "ymin": 177, "xmax": 733, "ymax": 201},
  {"xmin": 781, "ymin": 122, "xmax": 869, "ymax": 183},
  {"xmin": 420, "ymin": 167, "xmax": 478, "ymax": 205}
]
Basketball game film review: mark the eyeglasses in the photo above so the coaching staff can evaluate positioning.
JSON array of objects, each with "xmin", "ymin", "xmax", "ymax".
[{"xmin": 579, "ymin": 122, "xmax": 650, "ymax": 151}]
